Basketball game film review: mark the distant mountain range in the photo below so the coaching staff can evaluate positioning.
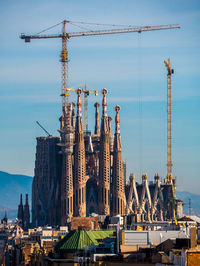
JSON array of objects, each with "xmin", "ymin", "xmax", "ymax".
[
  {"xmin": 176, "ymin": 191, "xmax": 200, "ymax": 217},
  {"xmin": 0, "ymin": 171, "xmax": 199, "ymax": 220},
  {"xmin": 0, "ymin": 171, "xmax": 32, "ymax": 220}
]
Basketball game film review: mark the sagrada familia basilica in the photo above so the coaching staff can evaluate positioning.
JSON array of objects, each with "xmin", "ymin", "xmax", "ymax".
[{"xmin": 31, "ymin": 89, "xmax": 183, "ymax": 226}]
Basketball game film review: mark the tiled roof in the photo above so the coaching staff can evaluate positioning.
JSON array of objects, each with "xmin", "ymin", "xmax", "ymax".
[
  {"xmin": 178, "ymin": 216, "xmax": 196, "ymax": 222},
  {"xmin": 55, "ymin": 230, "xmax": 115, "ymax": 252}
]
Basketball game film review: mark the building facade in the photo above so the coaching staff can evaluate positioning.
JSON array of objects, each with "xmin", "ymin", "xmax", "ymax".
[{"xmin": 32, "ymin": 89, "xmax": 182, "ymax": 226}]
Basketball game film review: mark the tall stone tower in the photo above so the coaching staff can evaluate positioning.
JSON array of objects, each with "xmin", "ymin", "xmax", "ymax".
[
  {"xmin": 24, "ymin": 194, "xmax": 30, "ymax": 230},
  {"xmin": 108, "ymin": 116, "xmax": 114, "ymax": 182},
  {"xmin": 98, "ymin": 89, "xmax": 111, "ymax": 215},
  {"xmin": 59, "ymin": 102, "xmax": 74, "ymax": 224},
  {"xmin": 17, "ymin": 194, "xmax": 24, "ymax": 226},
  {"xmin": 94, "ymin": 102, "xmax": 100, "ymax": 135},
  {"xmin": 32, "ymin": 136, "xmax": 61, "ymax": 226},
  {"xmin": 71, "ymin": 102, "xmax": 76, "ymax": 129},
  {"xmin": 111, "ymin": 106, "xmax": 125, "ymax": 215},
  {"xmin": 74, "ymin": 89, "xmax": 86, "ymax": 217}
]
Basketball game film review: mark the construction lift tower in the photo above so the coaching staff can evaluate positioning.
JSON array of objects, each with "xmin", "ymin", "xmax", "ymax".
[
  {"xmin": 164, "ymin": 58, "xmax": 174, "ymax": 180},
  {"xmin": 20, "ymin": 20, "xmax": 180, "ymax": 108},
  {"xmin": 82, "ymin": 82, "xmax": 98, "ymax": 132}
]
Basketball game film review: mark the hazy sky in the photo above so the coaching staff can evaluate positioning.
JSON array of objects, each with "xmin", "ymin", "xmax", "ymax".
[{"xmin": 0, "ymin": 0, "xmax": 199, "ymax": 193}]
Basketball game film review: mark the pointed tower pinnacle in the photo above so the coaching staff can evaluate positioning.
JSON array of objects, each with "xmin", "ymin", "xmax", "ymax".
[
  {"xmin": 20, "ymin": 194, "xmax": 23, "ymax": 205},
  {"xmin": 94, "ymin": 102, "xmax": 100, "ymax": 135},
  {"xmin": 111, "ymin": 105, "xmax": 125, "ymax": 215},
  {"xmin": 24, "ymin": 194, "xmax": 30, "ymax": 230},
  {"xmin": 59, "ymin": 101, "xmax": 74, "ymax": 224},
  {"xmin": 74, "ymin": 89, "xmax": 86, "ymax": 217},
  {"xmin": 115, "ymin": 106, "xmax": 120, "ymax": 133},
  {"xmin": 108, "ymin": 116, "xmax": 114, "ymax": 173},
  {"xmin": 25, "ymin": 194, "xmax": 29, "ymax": 205},
  {"xmin": 98, "ymin": 89, "xmax": 111, "ymax": 215},
  {"xmin": 2, "ymin": 210, "xmax": 7, "ymax": 225},
  {"xmin": 17, "ymin": 194, "xmax": 24, "ymax": 226}
]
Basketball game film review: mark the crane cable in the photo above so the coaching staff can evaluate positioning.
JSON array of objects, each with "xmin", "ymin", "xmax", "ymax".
[
  {"xmin": 137, "ymin": 33, "xmax": 143, "ymax": 178},
  {"xmin": 35, "ymin": 20, "xmax": 140, "ymax": 35},
  {"xmin": 36, "ymin": 21, "xmax": 63, "ymax": 35},
  {"xmin": 68, "ymin": 21, "xmax": 93, "ymax": 31},
  {"xmin": 66, "ymin": 20, "xmax": 138, "ymax": 28}
]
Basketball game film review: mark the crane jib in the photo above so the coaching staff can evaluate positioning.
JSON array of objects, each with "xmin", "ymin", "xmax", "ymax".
[
  {"xmin": 20, "ymin": 22, "xmax": 180, "ymax": 105},
  {"xmin": 68, "ymin": 25, "xmax": 180, "ymax": 38},
  {"xmin": 20, "ymin": 24, "xmax": 180, "ymax": 40}
]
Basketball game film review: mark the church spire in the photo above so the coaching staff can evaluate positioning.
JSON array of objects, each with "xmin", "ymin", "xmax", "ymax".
[
  {"xmin": 59, "ymin": 101, "xmax": 74, "ymax": 224},
  {"xmin": 74, "ymin": 89, "xmax": 86, "ymax": 217},
  {"xmin": 20, "ymin": 193, "xmax": 23, "ymax": 205},
  {"xmin": 115, "ymin": 105, "xmax": 120, "ymax": 134},
  {"xmin": 102, "ymin": 88, "xmax": 107, "ymax": 116},
  {"xmin": 98, "ymin": 89, "xmax": 111, "ymax": 215},
  {"xmin": 24, "ymin": 194, "xmax": 30, "ymax": 230},
  {"xmin": 17, "ymin": 194, "xmax": 24, "ymax": 227},
  {"xmin": 111, "ymin": 105, "xmax": 125, "ymax": 216}
]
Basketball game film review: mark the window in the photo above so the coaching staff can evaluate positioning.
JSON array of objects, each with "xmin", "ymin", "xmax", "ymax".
[
  {"xmin": 118, "ymin": 198, "xmax": 119, "ymax": 214},
  {"xmin": 76, "ymin": 190, "xmax": 78, "ymax": 206},
  {"xmin": 67, "ymin": 198, "xmax": 69, "ymax": 213},
  {"xmin": 79, "ymin": 188, "xmax": 81, "ymax": 204},
  {"xmin": 64, "ymin": 199, "xmax": 66, "ymax": 214}
]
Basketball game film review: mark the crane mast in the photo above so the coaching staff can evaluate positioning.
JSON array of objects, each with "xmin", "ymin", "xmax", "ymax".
[
  {"xmin": 164, "ymin": 58, "xmax": 174, "ymax": 180},
  {"xmin": 61, "ymin": 21, "xmax": 68, "ymax": 102},
  {"xmin": 20, "ymin": 20, "xmax": 180, "ymax": 108}
]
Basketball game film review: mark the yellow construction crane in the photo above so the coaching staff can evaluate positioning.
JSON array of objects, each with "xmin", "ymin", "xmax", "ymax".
[
  {"xmin": 20, "ymin": 20, "xmax": 180, "ymax": 106},
  {"xmin": 60, "ymin": 87, "xmax": 78, "ymax": 97},
  {"xmin": 61, "ymin": 82, "xmax": 98, "ymax": 132},
  {"xmin": 164, "ymin": 58, "xmax": 174, "ymax": 181}
]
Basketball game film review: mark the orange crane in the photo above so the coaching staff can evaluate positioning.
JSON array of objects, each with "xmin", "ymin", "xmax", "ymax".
[
  {"xmin": 21, "ymin": 20, "xmax": 180, "ymax": 106},
  {"xmin": 164, "ymin": 58, "xmax": 174, "ymax": 180}
]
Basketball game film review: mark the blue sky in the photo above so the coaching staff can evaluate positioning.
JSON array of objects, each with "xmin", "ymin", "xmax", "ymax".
[{"xmin": 0, "ymin": 0, "xmax": 199, "ymax": 193}]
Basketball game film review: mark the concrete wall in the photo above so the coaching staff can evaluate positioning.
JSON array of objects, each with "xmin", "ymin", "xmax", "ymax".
[
  {"xmin": 123, "ymin": 230, "xmax": 188, "ymax": 246},
  {"xmin": 149, "ymin": 230, "xmax": 187, "ymax": 245}
]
